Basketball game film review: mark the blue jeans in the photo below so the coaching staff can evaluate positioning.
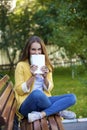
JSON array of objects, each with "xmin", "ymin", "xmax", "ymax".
[{"xmin": 19, "ymin": 90, "xmax": 76, "ymax": 117}]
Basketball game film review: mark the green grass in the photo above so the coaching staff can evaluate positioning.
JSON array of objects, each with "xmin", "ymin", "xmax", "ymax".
[
  {"xmin": 0, "ymin": 65, "xmax": 87, "ymax": 118},
  {"xmin": 52, "ymin": 66, "xmax": 87, "ymax": 118}
]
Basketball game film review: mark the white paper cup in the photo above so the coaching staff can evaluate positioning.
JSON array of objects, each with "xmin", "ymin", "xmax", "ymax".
[{"xmin": 30, "ymin": 54, "xmax": 45, "ymax": 74}]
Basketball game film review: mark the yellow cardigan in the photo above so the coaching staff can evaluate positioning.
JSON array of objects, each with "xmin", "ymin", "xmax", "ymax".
[{"xmin": 14, "ymin": 60, "xmax": 54, "ymax": 119}]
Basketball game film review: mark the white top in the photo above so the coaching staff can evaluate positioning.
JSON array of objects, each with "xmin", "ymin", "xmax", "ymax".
[{"xmin": 22, "ymin": 74, "xmax": 49, "ymax": 93}]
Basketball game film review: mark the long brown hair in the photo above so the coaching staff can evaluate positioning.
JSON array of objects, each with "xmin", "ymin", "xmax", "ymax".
[{"xmin": 20, "ymin": 35, "xmax": 53, "ymax": 71}]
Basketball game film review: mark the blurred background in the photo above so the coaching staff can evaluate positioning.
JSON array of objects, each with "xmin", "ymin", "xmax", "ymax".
[{"xmin": 0, "ymin": 0, "xmax": 87, "ymax": 118}]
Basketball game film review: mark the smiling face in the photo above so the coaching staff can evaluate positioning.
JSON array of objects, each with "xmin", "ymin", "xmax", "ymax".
[
  {"xmin": 20, "ymin": 35, "xmax": 53, "ymax": 70},
  {"xmin": 30, "ymin": 42, "xmax": 42, "ymax": 55}
]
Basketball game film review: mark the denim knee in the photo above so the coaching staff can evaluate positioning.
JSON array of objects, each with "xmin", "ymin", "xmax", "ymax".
[
  {"xmin": 70, "ymin": 94, "xmax": 77, "ymax": 105},
  {"xmin": 31, "ymin": 90, "xmax": 44, "ymax": 100},
  {"xmin": 31, "ymin": 90, "xmax": 51, "ymax": 108}
]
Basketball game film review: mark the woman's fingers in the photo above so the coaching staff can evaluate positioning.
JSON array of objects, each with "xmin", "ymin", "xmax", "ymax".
[
  {"xmin": 30, "ymin": 65, "xmax": 38, "ymax": 74},
  {"xmin": 41, "ymin": 66, "xmax": 49, "ymax": 73}
]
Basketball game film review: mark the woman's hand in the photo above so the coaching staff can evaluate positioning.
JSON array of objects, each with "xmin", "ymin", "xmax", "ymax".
[
  {"xmin": 41, "ymin": 66, "xmax": 49, "ymax": 88},
  {"xmin": 30, "ymin": 65, "xmax": 38, "ymax": 75},
  {"xmin": 26, "ymin": 75, "xmax": 35, "ymax": 89},
  {"xmin": 41, "ymin": 66, "xmax": 49, "ymax": 78},
  {"xmin": 27, "ymin": 65, "xmax": 38, "ymax": 89}
]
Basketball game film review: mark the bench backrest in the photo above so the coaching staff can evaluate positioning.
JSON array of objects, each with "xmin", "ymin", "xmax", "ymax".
[{"xmin": 0, "ymin": 75, "xmax": 17, "ymax": 130}]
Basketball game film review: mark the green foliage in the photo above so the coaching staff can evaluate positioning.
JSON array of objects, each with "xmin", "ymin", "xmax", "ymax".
[
  {"xmin": 0, "ymin": 0, "xmax": 87, "ymax": 66},
  {"xmin": 33, "ymin": 0, "xmax": 87, "ymax": 63},
  {"xmin": 0, "ymin": 0, "xmax": 34, "ymax": 65}
]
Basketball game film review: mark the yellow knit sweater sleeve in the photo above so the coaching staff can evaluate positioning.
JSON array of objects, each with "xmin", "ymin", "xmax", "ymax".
[{"xmin": 14, "ymin": 61, "xmax": 32, "ymax": 96}]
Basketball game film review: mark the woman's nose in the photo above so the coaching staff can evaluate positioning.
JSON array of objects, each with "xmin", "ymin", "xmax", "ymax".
[{"xmin": 35, "ymin": 50, "xmax": 39, "ymax": 54}]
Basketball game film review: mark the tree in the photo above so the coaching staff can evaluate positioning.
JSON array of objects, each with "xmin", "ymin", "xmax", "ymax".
[
  {"xmin": 32, "ymin": 0, "xmax": 87, "ymax": 65},
  {"xmin": 0, "ymin": 0, "xmax": 16, "ymax": 67},
  {"xmin": 0, "ymin": 0, "xmax": 87, "ymax": 68},
  {"xmin": 0, "ymin": 0, "xmax": 35, "ymax": 68}
]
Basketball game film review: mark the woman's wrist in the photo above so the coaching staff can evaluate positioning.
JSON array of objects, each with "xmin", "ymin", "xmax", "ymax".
[{"xmin": 27, "ymin": 75, "xmax": 35, "ymax": 89}]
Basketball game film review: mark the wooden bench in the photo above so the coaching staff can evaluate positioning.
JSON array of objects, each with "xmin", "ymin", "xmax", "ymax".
[
  {"xmin": 0, "ymin": 75, "xmax": 17, "ymax": 130},
  {"xmin": 0, "ymin": 75, "xmax": 64, "ymax": 130}
]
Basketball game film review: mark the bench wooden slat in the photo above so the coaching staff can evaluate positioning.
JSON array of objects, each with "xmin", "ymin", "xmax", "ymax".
[
  {"xmin": 7, "ymin": 100, "xmax": 17, "ymax": 130},
  {"xmin": 55, "ymin": 115, "xmax": 64, "ymax": 130},
  {"xmin": 0, "ymin": 83, "xmax": 13, "ymax": 110},
  {"xmin": 48, "ymin": 115, "xmax": 59, "ymax": 130},
  {"xmin": 2, "ymin": 91, "xmax": 15, "ymax": 122},
  {"xmin": 41, "ymin": 118, "xmax": 49, "ymax": 130},
  {"xmin": 33, "ymin": 120, "xmax": 41, "ymax": 130},
  {"xmin": 0, "ymin": 75, "xmax": 9, "ymax": 88},
  {"xmin": 20, "ymin": 119, "xmax": 28, "ymax": 130},
  {"xmin": 0, "ymin": 114, "xmax": 5, "ymax": 125},
  {"xmin": 0, "ymin": 75, "xmax": 10, "ymax": 96},
  {"xmin": 27, "ymin": 121, "xmax": 33, "ymax": 130}
]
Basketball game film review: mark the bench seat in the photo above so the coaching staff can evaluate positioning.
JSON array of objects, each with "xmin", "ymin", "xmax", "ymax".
[{"xmin": 20, "ymin": 115, "xmax": 64, "ymax": 130}]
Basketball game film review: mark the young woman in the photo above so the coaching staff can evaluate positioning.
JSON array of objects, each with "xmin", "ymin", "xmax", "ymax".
[{"xmin": 14, "ymin": 35, "xmax": 76, "ymax": 122}]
